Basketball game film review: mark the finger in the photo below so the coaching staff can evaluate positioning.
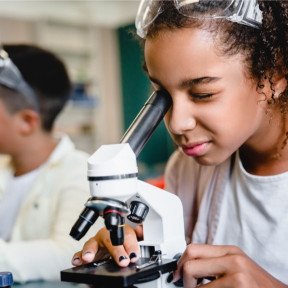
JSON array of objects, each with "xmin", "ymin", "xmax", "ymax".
[
  {"xmin": 199, "ymin": 274, "xmax": 245, "ymax": 288},
  {"xmin": 180, "ymin": 244, "xmax": 242, "ymax": 265},
  {"xmin": 186, "ymin": 258, "xmax": 224, "ymax": 278},
  {"xmin": 181, "ymin": 259, "xmax": 204, "ymax": 288},
  {"xmin": 180, "ymin": 255, "xmax": 250, "ymax": 287},
  {"xmin": 123, "ymin": 225, "xmax": 141, "ymax": 263},
  {"xmin": 174, "ymin": 244, "xmax": 242, "ymax": 282},
  {"xmin": 81, "ymin": 236, "xmax": 100, "ymax": 263},
  {"xmin": 98, "ymin": 228, "xmax": 130, "ymax": 267},
  {"xmin": 183, "ymin": 267, "xmax": 198, "ymax": 288},
  {"xmin": 72, "ymin": 251, "xmax": 83, "ymax": 266},
  {"xmin": 198, "ymin": 277, "xmax": 229, "ymax": 288},
  {"xmin": 93, "ymin": 248, "xmax": 111, "ymax": 262},
  {"xmin": 181, "ymin": 258, "xmax": 221, "ymax": 287},
  {"xmin": 134, "ymin": 225, "xmax": 144, "ymax": 240}
]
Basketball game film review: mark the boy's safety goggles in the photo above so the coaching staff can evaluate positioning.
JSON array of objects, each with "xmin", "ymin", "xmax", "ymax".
[
  {"xmin": 0, "ymin": 49, "xmax": 39, "ymax": 111},
  {"xmin": 136, "ymin": 0, "xmax": 263, "ymax": 38}
]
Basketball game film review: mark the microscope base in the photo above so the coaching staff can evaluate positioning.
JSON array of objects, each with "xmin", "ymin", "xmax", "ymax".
[{"xmin": 61, "ymin": 257, "xmax": 177, "ymax": 288}]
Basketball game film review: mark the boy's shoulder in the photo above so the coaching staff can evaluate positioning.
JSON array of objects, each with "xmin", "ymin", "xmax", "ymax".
[
  {"xmin": 49, "ymin": 135, "xmax": 89, "ymax": 163},
  {"xmin": 0, "ymin": 155, "xmax": 11, "ymax": 170}
]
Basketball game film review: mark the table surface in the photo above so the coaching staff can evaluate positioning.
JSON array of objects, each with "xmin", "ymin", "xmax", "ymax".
[
  {"xmin": 13, "ymin": 281, "xmax": 134, "ymax": 288},
  {"xmin": 14, "ymin": 281, "xmax": 89, "ymax": 288}
]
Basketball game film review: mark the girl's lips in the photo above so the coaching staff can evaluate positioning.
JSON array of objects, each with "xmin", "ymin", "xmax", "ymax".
[{"xmin": 182, "ymin": 142, "xmax": 210, "ymax": 157}]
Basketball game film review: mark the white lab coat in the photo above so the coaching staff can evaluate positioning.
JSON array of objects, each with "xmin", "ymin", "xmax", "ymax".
[{"xmin": 0, "ymin": 135, "xmax": 95, "ymax": 282}]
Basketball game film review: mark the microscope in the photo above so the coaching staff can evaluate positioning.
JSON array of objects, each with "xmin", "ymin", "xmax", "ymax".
[{"xmin": 61, "ymin": 90, "xmax": 186, "ymax": 288}]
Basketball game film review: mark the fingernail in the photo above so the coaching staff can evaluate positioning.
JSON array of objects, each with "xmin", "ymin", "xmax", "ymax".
[
  {"xmin": 72, "ymin": 257, "xmax": 81, "ymax": 265},
  {"xmin": 167, "ymin": 272, "xmax": 173, "ymax": 283},
  {"xmin": 129, "ymin": 252, "xmax": 137, "ymax": 259},
  {"xmin": 119, "ymin": 256, "xmax": 127, "ymax": 262},
  {"xmin": 83, "ymin": 251, "xmax": 94, "ymax": 262}
]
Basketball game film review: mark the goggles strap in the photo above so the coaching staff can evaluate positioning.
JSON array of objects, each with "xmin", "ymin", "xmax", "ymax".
[{"xmin": 0, "ymin": 50, "xmax": 39, "ymax": 111}]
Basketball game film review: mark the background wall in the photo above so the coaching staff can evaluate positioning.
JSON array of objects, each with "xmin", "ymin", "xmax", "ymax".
[
  {"xmin": 0, "ymin": 16, "xmax": 123, "ymax": 154},
  {"xmin": 0, "ymin": 2, "xmax": 175, "ymax": 178},
  {"xmin": 117, "ymin": 24, "xmax": 174, "ymax": 177}
]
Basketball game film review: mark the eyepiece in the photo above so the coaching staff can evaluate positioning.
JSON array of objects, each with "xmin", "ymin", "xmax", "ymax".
[
  {"xmin": 70, "ymin": 207, "xmax": 99, "ymax": 240},
  {"xmin": 120, "ymin": 90, "xmax": 172, "ymax": 156}
]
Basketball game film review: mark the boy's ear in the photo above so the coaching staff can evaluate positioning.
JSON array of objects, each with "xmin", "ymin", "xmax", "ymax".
[{"xmin": 17, "ymin": 109, "xmax": 41, "ymax": 135}]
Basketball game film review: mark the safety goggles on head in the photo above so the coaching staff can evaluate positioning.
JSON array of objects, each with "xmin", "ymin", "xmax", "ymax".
[
  {"xmin": 135, "ymin": 0, "xmax": 263, "ymax": 38},
  {"xmin": 0, "ymin": 49, "xmax": 39, "ymax": 111}
]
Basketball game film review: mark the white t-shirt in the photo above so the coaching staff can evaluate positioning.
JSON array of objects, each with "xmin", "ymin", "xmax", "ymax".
[
  {"xmin": 213, "ymin": 152, "xmax": 288, "ymax": 283},
  {"xmin": 165, "ymin": 149, "xmax": 288, "ymax": 284},
  {"xmin": 0, "ymin": 166, "xmax": 43, "ymax": 241}
]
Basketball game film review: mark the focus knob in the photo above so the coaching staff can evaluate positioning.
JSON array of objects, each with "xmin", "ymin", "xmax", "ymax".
[{"xmin": 127, "ymin": 201, "xmax": 149, "ymax": 224}]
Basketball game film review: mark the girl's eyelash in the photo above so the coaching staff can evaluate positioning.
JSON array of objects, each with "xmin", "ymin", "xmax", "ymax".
[{"xmin": 190, "ymin": 93, "xmax": 213, "ymax": 99}]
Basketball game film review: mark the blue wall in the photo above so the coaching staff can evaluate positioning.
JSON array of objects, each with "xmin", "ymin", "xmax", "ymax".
[{"xmin": 117, "ymin": 24, "xmax": 175, "ymax": 176}]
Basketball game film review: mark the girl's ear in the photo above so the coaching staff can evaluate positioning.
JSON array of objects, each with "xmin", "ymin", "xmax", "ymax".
[
  {"xmin": 17, "ymin": 109, "xmax": 41, "ymax": 135},
  {"xmin": 262, "ymin": 73, "xmax": 287, "ymax": 101},
  {"xmin": 273, "ymin": 74, "xmax": 287, "ymax": 99}
]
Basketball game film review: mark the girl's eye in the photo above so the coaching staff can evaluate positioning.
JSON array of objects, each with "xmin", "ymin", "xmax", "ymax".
[{"xmin": 189, "ymin": 93, "xmax": 213, "ymax": 100}]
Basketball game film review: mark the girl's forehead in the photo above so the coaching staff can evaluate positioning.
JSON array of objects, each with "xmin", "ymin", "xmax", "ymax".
[
  {"xmin": 144, "ymin": 27, "xmax": 251, "ymax": 88},
  {"xmin": 146, "ymin": 21, "xmax": 225, "ymax": 46},
  {"xmin": 144, "ymin": 24, "xmax": 246, "ymax": 64},
  {"xmin": 145, "ymin": 27, "xmax": 219, "ymax": 61}
]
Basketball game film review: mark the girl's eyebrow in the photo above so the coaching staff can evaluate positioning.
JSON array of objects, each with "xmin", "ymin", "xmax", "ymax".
[
  {"xmin": 180, "ymin": 77, "xmax": 221, "ymax": 88},
  {"xmin": 148, "ymin": 75, "xmax": 221, "ymax": 89}
]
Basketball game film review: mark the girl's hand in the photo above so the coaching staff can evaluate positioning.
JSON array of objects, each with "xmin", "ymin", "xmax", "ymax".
[
  {"xmin": 173, "ymin": 244, "xmax": 287, "ymax": 288},
  {"xmin": 72, "ymin": 224, "xmax": 142, "ymax": 268}
]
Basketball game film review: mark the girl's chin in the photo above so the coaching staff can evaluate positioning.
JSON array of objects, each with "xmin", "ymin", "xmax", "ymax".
[{"xmin": 191, "ymin": 153, "xmax": 229, "ymax": 166}]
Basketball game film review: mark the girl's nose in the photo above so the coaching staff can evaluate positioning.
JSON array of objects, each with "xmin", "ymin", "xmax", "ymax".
[{"xmin": 167, "ymin": 99, "xmax": 196, "ymax": 135}]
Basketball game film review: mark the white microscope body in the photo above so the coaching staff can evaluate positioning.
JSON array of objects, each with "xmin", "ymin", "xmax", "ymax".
[
  {"xmin": 64, "ymin": 91, "xmax": 186, "ymax": 288},
  {"xmin": 86, "ymin": 143, "xmax": 186, "ymax": 288}
]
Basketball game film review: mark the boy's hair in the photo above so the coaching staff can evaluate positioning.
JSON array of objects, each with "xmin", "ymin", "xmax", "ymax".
[{"xmin": 0, "ymin": 44, "xmax": 71, "ymax": 132}]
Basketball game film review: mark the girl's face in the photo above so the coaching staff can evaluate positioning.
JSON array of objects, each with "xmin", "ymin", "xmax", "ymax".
[{"xmin": 145, "ymin": 27, "xmax": 271, "ymax": 165}]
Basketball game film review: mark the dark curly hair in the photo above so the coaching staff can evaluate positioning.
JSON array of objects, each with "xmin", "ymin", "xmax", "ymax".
[
  {"xmin": 143, "ymin": 0, "xmax": 288, "ymax": 149},
  {"xmin": 147, "ymin": 1, "xmax": 287, "ymax": 80}
]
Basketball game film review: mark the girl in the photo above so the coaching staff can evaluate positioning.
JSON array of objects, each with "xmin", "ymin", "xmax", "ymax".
[{"xmin": 72, "ymin": 1, "xmax": 288, "ymax": 287}]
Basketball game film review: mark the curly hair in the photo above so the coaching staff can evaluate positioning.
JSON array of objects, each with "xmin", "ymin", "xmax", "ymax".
[
  {"xmin": 147, "ymin": 1, "xmax": 287, "ymax": 80},
  {"xmin": 143, "ymin": 0, "xmax": 288, "ymax": 149}
]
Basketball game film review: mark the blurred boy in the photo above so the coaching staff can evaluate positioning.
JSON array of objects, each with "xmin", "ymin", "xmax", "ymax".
[{"xmin": 0, "ymin": 44, "xmax": 92, "ymax": 282}]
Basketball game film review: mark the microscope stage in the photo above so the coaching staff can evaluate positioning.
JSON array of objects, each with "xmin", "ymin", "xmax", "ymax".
[{"xmin": 61, "ymin": 257, "xmax": 177, "ymax": 287}]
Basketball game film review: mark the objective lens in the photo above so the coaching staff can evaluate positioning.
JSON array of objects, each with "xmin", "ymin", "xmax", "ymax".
[
  {"xmin": 70, "ymin": 207, "xmax": 99, "ymax": 240},
  {"xmin": 103, "ymin": 208, "xmax": 125, "ymax": 246}
]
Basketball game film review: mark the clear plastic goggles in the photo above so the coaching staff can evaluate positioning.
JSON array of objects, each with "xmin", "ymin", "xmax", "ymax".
[
  {"xmin": 135, "ymin": 0, "xmax": 263, "ymax": 38},
  {"xmin": 0, "ymin": 49, "xmax": 39, "ymax": 111}
]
